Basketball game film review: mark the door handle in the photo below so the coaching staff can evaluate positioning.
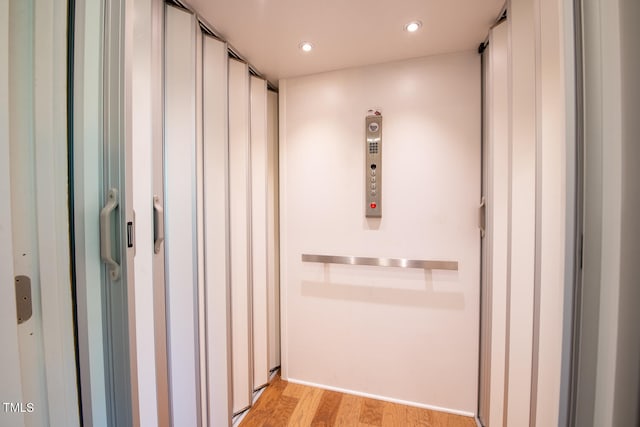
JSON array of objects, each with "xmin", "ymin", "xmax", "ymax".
[
  {"xmin": 479, "ymin": 197, "xmax": 486, "ymax": 238},
  {"xmin": 153, "ymin": 195, "xmax": 164, "ymax": 254},
  {"xmin": 100, "ymin": 188, "xmax": 121, "ymax": 280}
]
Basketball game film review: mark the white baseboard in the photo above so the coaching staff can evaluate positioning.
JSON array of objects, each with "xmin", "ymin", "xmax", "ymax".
[{"xmin": 284, "ymin": 377, "xmax": 476, "ymax": 418}]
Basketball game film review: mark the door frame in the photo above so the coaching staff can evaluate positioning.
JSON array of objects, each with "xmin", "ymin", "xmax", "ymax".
[
  {"xmin": 71, "ymin": 0, "xmax": 140, "ymax": 425},
  {"xmin": 1, "ymin": 0, "xmax": 80, "ymax": 425},
  {"xmin": 0, "ymin": 2, "xmax": 26, "ymax": 425}
]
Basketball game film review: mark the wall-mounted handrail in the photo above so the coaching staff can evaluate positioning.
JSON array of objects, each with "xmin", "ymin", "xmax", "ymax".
[{"xmin": 301, "ymin": 254, "xmax": 458, "ymax": 271}]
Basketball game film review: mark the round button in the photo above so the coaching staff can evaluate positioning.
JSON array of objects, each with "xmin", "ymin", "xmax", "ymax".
[
  {"xmin": 368, "ymin": 122, "xmax": 379, "ymax": 132},
  {"xmin": 371, "ymin": 176, "xmax": 376, "ymax": 182},
  {"xmin": 370, "ymin": 202, "xmax": 377, "ymax": 209}
]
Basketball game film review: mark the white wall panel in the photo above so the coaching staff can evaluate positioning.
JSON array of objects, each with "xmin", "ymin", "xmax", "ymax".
[
  {"xmin": 506, "ymin": 0, "xmax": 537, "ymax": 423},
  {"xmin": 164, "ymin": 5, "xmax": 199, "ymax": 426},
  {"xmin": 482, "ymin": 3, "xmax": 571, "ymax": 424},
  {"xmin": 533, "ymin": 0, "xmax": 568, "ymax": 423},
  {"xmin": 130, "ymin": 0, "xmax": 159, "ymax": 424},
  {"xmin": 202, "ymin": 34, "xmax": 233, "ymax": 426},
  {"xmin": 194, "ymin": 25, "xmax": 206, "ymax": 427},
  {"xmin": 279, "ymin": 52, "xmax": 481, "ymax": 414},
  {"xmin": 1, "ymin": 2, "xmax": 79, "ymax": 425},
  {"xmin": 485, "ymin": 21, "xmax": 509, "ymax": 427},
  {"xmin": 250, "ymin": 76, "xmax": 269, "ymax": 389},
  {"xmin": 73, "ymin": 0, "xmax": 108, "ymax": 423},
  {"xmin": 266, "ymin": 90, "xmax": 281, "ymax": 371},
  {"xmin": 228, "ymin": 58, "xmax": 252, "ymax": 413},
  {"xmin": 8, "ymin": 3, "xmax": 50, "ymax": 423},
  {"xmin": 0, "ymin": 1, "xmax": 25, "ymax": 424},
  {"xmin": 34, "ymin": 0, "xmax": 79, "ymax": 423}
]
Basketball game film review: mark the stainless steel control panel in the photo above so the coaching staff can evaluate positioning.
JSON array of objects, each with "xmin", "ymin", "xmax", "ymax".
[{"xmin": 365, "ymin": 114, "xmax": 382, "ymax": 218}]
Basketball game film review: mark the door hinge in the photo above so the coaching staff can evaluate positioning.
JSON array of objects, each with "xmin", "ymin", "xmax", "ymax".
[{"xmin": 15, "ymin": 275, "xmax": 32, "ymax": 325}]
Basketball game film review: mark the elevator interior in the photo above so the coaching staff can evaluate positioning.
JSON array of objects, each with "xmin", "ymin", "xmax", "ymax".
[{"xmin": 4, "ymin": 0, "xmax": 621, "ymax": 426}]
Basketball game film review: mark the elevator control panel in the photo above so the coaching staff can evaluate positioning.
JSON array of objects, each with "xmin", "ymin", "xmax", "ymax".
[{"xmin": 365, "ymin": 113, "xmax": 382, "ymax": 218}]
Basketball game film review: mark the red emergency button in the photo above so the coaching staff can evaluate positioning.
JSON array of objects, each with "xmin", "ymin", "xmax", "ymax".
[{"xmin": 370, "ymin": 202, "xmax": 377, "ymax": 209}]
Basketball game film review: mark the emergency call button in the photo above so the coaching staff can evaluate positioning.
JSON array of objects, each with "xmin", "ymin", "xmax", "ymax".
[{"xmin": 370, "ymin": 202, "xmax": 377, "ymax": 209}]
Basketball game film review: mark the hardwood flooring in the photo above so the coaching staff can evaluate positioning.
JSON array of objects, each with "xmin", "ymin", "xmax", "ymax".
[{"xmin": 239, "ymin": 375, "xmax": 476, "ymax": 427}]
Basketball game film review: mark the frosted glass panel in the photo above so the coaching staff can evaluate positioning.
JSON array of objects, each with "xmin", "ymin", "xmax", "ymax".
[
  {"xmin": 164, "ymin": 5, "xmax": 199, "ymax": 426},
  {"xmin": 228, "ymin": 58, "xmax": 252, "ymax": 413}
]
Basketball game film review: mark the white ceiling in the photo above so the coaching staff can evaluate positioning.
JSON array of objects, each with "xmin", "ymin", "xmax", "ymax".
[{"xmin": 189, "ymin": 0, "xmax": 505, "ymax": 84}]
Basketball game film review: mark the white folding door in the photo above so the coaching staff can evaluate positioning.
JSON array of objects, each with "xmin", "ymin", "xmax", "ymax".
[
  {"xmin": 164, "ymin": 4, "xmax": 200, "ymax": 426},
  {"xmin": 1, "ymin": 1, "xmax": 81, "ymax": 426},
  {"xmin": 202, "ymin": 33, "xmax": 233, "ymax": 426},
  {"xmin": 229, "ymin": 58, "xmax": 253, "ymax": 414},
  {"xmin": 164, "ymin": 4, "xmax": 238, "ymax": 424},
  {"xmin": 266, "ymin": 90, "xmax": 281, "ymax": 372},
  {"xmin": 250, "ymin": 76, "xmax": 270, "ymax": 390},
  {"xmin": 251, "ymin": 80, "xmax": 282, "ymax": 385},
  {"xmin": 162, "ymin": 4, "xmax": 279, "ymax": 423},
  {"xmin": 479, "ymin": 21, "xmax": 509, "ymax": 427}
]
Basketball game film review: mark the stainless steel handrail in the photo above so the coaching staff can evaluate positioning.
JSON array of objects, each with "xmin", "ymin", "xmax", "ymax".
[{"xmin": 301, "ymin": 254, "xmax": 458, "ymax": 271}]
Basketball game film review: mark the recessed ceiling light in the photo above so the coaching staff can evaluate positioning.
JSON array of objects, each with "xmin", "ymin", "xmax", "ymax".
[
  {"xmin": 404, "ymin": 20, "xmax": 422, "ymax": 33},
  {"xmin": 299, "ymin": 41, "xmax": 313, "ymax": 52}
]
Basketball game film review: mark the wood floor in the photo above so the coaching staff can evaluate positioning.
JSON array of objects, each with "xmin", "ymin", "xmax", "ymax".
[{"xmin": 238, "ymin": 375, "xmax": 476, "ymax": 427}]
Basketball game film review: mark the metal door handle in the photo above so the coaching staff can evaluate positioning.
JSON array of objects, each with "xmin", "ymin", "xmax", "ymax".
[
  {"xmin": 100, "ymin": 188, "xmax": 121, "ymax": 280},
  {"xmin": 479, "ymin": 197, "xmax": 486, "ymax": 238},
  {"xmin": 153, "ymin": 195, "xmax": 164, "ymax": 254}
]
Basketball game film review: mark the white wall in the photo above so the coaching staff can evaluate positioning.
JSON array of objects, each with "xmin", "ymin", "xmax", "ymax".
[{"xmin": 279, "ymin": 52, "xmax": 481, "ymax": 414}]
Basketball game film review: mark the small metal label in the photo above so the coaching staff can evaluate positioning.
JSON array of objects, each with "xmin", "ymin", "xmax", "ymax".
[{"xmin": 15, "ymin": 275, "xmax": 32, "ymax": 325}]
